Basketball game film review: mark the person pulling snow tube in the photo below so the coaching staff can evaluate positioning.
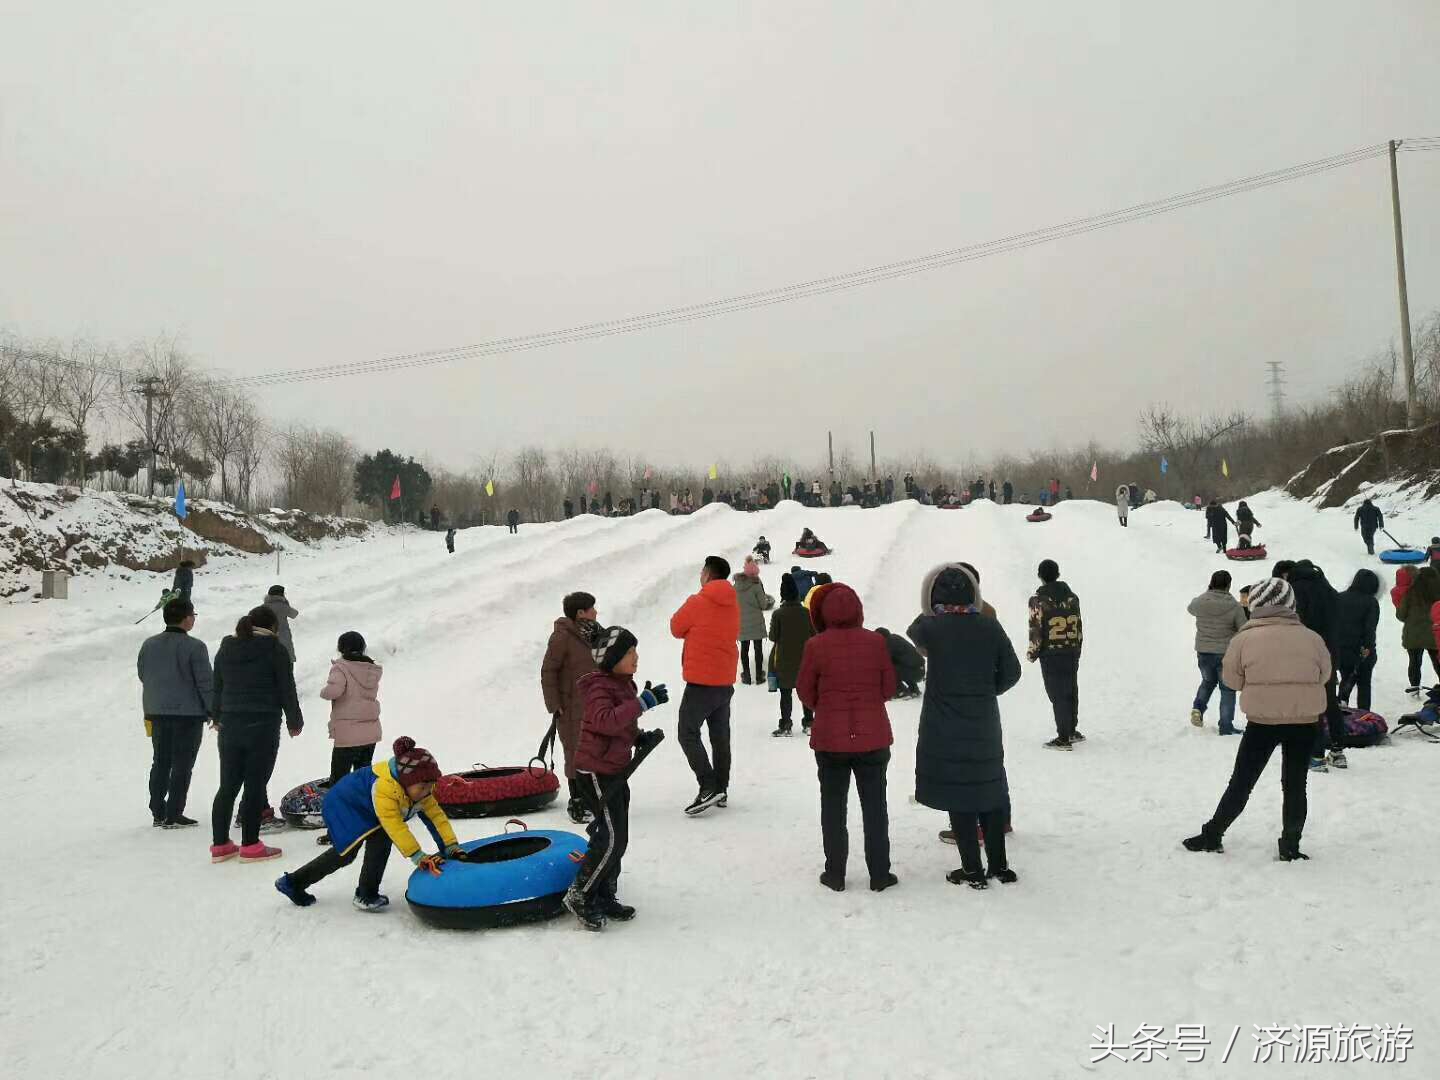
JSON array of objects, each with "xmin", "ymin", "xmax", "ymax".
[
  {"xmin": 405, "ymin": 825, "xmax": 588, "ymax": 929},
  {"xmin": 1380, "ymin": 548, "xmax": 1427, "ymax": 564},
  {"xmin": 1225, "ymin": 544, "xmax": 1268, "ymax": 562},
  {"xmin": 279, "ymin": 776, "xmax": 333, "ymax": 829},
  {"xmin": 1025, "ymin": 510, "xmax": 1052, "ymax": 523},
  {"xmin": 436, "ymin": 765, "xmax": 560, "ymax": 819}
]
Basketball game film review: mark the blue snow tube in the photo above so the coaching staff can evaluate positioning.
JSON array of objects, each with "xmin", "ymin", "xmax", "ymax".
[
  {"xmin": 1380, "ymin": 548, "xmax": 1427, "ymax": 564},
  {"xmin": 405, "ymin": 829, "xmax": 587, "ymax": 930}
]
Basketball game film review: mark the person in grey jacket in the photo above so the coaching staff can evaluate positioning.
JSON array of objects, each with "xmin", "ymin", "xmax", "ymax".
[
  {"xmin": 734, "ymin": 557, "xmax": 775, "ymax": 685},
  {"xmin": 137, "ymin": 597, "xmax": 213, "ymax": 827},
  {"xmin": 1187, "ymin": 571, "xmax": 1247, "ymax": 734},
  {"xmin": 264, "ymin": 585, "xmax": 299, "ymax": 661}
]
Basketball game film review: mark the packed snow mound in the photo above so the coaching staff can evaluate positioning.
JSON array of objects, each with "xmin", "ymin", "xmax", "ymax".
[
  {"xmin": 1287, "ymin": 422, "xmax": 1440, "ymax": 508},
  {"xmin": 0, "ymin": 481, "xmax": 382, "ymax": 596},
  {"xmin": 3, "ymin": 491, "xmax": 1439, "ymax": 1078}
]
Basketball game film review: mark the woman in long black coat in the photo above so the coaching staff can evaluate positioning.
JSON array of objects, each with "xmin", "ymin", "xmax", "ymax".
[{"xmin": 908, "ymin": 563, "xmax": 1022, "ymax": 889}]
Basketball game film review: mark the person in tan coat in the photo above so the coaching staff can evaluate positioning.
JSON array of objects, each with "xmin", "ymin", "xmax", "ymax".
[
  {"xmin": 1182, "ymin": 578, "xmax": 1330, "ymax": 861},
  {"xmin": 541, "ymin": 591, "xmax": 600, "ymax": 823}
]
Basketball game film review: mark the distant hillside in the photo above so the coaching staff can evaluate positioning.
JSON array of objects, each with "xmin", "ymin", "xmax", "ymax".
[
  {"xmin": 1285, "ymin": 424, "xmax": 1440, "ymax": 509},
  {"xmin": 1, "ymin": 481, "xmax": 378, "ymax": 597}
]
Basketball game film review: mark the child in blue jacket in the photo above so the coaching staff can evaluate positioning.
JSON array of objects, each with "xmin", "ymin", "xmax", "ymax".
[{"xmin": 276, "ymin": 736, "xmax": 461, "ymax": 911}]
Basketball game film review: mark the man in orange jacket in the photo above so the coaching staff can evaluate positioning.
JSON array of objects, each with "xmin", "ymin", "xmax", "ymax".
[{"xmin": 670, "ymin": 555, "xmax": 740, "ymax": 815}]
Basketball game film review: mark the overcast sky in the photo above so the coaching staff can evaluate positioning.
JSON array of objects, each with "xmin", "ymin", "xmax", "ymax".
[{"xmin": 2, "ymin": 1, "xmax": 1437, "ymax": 472}]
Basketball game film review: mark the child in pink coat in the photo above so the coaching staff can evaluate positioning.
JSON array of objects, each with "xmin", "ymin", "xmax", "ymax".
[{"xmin": 317, "ymin": 631, "xmax": 383, "ymax": 843}]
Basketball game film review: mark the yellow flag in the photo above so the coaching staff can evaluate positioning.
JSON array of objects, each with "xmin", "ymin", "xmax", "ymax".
[
  {"xmin": 708, "ymin": 464, "xmax": 718, "ymax": 481},
  {"xmin": 485, "ymin": 479, "xmax": 495, "ymax": 497},
  {"xmin": 1221, "ymin": 459, "xmax": 1229, "ymax": 478}
]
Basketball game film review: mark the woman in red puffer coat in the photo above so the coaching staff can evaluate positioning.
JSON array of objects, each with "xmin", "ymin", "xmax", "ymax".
[{"xmin": 797, "ymin": 583, "xmax": 897, "ymax": 894}]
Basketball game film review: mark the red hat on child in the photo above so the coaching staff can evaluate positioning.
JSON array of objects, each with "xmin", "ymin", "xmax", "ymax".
[{"xmin": 392, "ymin": 736, "xmax": 442, "ymax": 786}]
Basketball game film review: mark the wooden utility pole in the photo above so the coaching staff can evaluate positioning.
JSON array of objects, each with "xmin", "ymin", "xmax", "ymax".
[
  {"xmin": 870, "ymin": 431, "xmax": 877, "ymax": 482},
  {"xmin": 132, "ymin": 376, "xmax": 168, "ymax": 496},
  {"xmin": 1389, "ymin": 140, "xmax": 1419, "ymax": 428},
  {"xmin": 827, "ymin": 431, "xmax": 834, "ymax": 484}
]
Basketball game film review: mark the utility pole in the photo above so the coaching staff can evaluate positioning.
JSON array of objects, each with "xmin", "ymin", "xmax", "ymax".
[
  {"xmin": 827, "ymin": 431, "xmax": 834, "ymax": 485},
  {"xmin": 1265, "ymin": 361, "xmax": 1286, "ymax": 420},
  {"xmin": 1389, "ymin": 139, "xmax": 1419, "ymax": 428},
  {"xmin": 869, "ymin": 431, "xmax": 876, "ymax": 483},
  {"xmin": 132, "ymin": 376, "xmax": 169, "ymax": 496}
]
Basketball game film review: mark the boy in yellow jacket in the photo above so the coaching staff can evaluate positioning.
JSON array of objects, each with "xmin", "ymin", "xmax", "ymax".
[{"xmin": 276, "ymin": 736, "xmax": 460, "ymax": 911}]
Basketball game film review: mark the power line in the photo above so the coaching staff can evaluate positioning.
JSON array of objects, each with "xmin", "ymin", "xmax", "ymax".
[{"xmin": 223, "ymin": 141, "xmax": 1404, "ymax": 389}]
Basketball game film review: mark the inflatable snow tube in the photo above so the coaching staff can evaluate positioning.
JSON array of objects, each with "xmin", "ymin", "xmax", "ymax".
[
  {"xmin": 938, "ymin": 503, "xmax": 964, "ymax": 511},
  {"xmin": 437, "ymin": 766, "xmax": 560, "ymax": 819},
  {"xmin": 1338, "ymin": 707, "xmax": 1388, "ymax": 748},
  {"xmin": 1025, "ymin": 511, "xmax": 1052, "ymax": 523},
  {"xmin": 1380, "ymin": 548, "xmax": 1427, "ymax": 564},
  {"xmin": 280, "ymin": 776, "xmax": 332, "ymax": 829},
  {"xmin": 792, "ymin": 546, "xmax": 831, "ymax": 558},
  {"xmin": 406, "ymin": 828, "xmax": 588, "ymax": 930},
  {"xmin": 1225, "ymin": 545, "xmax": 1268, "ymax": 562}
]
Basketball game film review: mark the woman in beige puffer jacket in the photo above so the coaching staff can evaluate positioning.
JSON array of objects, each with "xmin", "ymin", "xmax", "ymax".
[{"xmin": 1182, "ymin": 579, "xmax": 1330, "ymax": 862}]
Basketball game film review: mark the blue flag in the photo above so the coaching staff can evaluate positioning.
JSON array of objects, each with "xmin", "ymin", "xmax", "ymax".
[
  {"xmin": 1160, "ymin": 457, "xmax": 1169, "ymax": 475},
  {"xmin": 174, "ymin": 482, "xmax": 187, "ymax": 520}
]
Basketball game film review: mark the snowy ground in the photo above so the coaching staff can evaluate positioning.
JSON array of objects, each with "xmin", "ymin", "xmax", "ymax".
[{"xmin": 4, "ymin": 493, "xmax": 1438, "ymax": 1078}]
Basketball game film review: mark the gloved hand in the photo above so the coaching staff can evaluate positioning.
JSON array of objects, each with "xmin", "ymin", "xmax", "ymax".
[
  {"xmin": 639, "ymin": 682, "xmax": 670, "ymax": 710},
  {"xmin": 444, "ymin": 842, "xmax": 464, "ymax": 857},
  {"xmin": 635, "ymin": 728, "xmax": 667, "ymax": 753},
  {"xmin": 411, "ymin": 852, "xmax": 445, "ymax": 876},
  {"xmin": 286, "ymin": 720, "xmax": 304, "ymax": 738}
]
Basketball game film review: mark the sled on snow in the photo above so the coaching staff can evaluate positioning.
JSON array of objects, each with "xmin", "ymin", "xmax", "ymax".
[
  {"xmin": 792, "ymin": 545, "xmax": 832, "ymax": 558},
  {"xmin": 1225, "ymin": 545, "xmax": 1267, "ymax": 562},
  {"xmin": 1025, "ymin": 511, "xmax": 1052, "ymax": 523}
]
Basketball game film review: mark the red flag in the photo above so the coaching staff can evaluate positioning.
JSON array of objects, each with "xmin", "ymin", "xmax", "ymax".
[
  {"xmin": 1089, "ymin": 462, "xmax": 1098, "ymax": 483},
  {"xmin": 389, "ymin": 475, "xmax": 402, "ymax": 500}
]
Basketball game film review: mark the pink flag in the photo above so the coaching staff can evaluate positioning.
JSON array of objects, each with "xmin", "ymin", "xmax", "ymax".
[
  {"xmin": 1089, "ymin": 462, "xmax": 1098, "ymax": 482},
  {"xmin": 587, "ymin": 480, "xmax": 599, "ymax": 496},
  {"xmin": 643, "ymin": 466, "xmax": 653, "ymax": 480}
]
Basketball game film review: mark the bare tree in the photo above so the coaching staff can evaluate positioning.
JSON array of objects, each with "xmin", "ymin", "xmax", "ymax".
[
  {"xmin": 117, "ymin": 335, "xmax": 196, "ymax": 495},
  {"xmin": 1137, "ymin": 406, "xmax": 1248, "ymax": 495},
  {"xmin": 53, "ymin": 337, "xmax": 120, "ymax": 487},
  {"xmin": 186, "ymin": 379, "xmax": 259, "ymax": 502}
]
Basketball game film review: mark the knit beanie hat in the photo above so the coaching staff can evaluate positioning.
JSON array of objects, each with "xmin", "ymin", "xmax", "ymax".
[
  {"xmin": 591, "ymin": 625, "xmax": 638, "ymax": 672},
  {"xmin": 337, "ymin": 631, "xmax": 366, "ymax": 656},
  {"xmin": 392, "ymin": 736, "xmax": 442, "ymax": 787},
  {"xmin": 743, "ymin": 557, "xmax": 760, "ymax": 578},
  {"xmin": 779, "ymin": 573, "xmax": 799, "ymax": 602},
  {"xmin": 1247, "ymin": 578, "xmax": 1295, "ymax": 612},
  {"xmin": 268, "ymin": 585, "xmax": 286, "ymax": 597}
]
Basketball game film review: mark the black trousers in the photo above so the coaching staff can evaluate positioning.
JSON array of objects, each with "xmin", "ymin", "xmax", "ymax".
[
  {"xmin": 1205, "ymin": 722, "xmax": 1312, "ymax": 840},
  {"xmin": 1337, "ymin": 652, "xmax": 1377, "ymax": 711},
  {"xmin": 211, "ymin": 719, "xmax": 281, "ymax": 846},
  {"xmin": 1040, "ymin": 652, "xmax": 1081, "ymax": 740},
  {"xmin": 1312, "ymin": 670, "xmax": 1346, "ymax": 756},
  {"xmin": 575, "ymin": 771, "xmax": 629, "ymax": 899},
  {"xmin": 678, "ymin": 684, "xmax": 733, "ymax": 792},
  {"xmin": 948, "ymin": 809, "xmax": 1008, "ymax": 874},
  {"xmin": 148, "ymin": 715, "xmax": 204, "ymax": 821},
  {"xmin": 329, "ymin": 743, "xmax": 376, "ymax": 785},
  {"xmin": 1361, "ymin": 527, "xmax": 1377, "ymax": 555},
  {"xmin": 815, "ymin": 748, "xmax": 890, "ymax": 881},
  {"xmin": 290, "ymin": 830, "xmax": 392, "ymax": 897},
  {"xmin": 1406, "ymin": 648, "xmax": 1440, "ymax": 688},
  {"xmin": 778, "ymin": 687, "xmax": 813, "ymax": 728},
  {"xmin": 739, "ymin": 640, "xmax": 765, "ymax": 681},
  {"xmin": 1213, "ymin": 523, "xmax": 1229, "ymax": 551}
]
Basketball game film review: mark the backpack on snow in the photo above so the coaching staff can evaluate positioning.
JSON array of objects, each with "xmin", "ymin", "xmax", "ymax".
[{"xmin": 1338, "ymin": 707, "xmax": 1388, "ymax": 748}]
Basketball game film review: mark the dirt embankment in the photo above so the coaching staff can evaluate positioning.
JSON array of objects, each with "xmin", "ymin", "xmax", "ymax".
[{"xmin": 1285, "ymin": 424, "xmax": 1440, "ymax": 508}]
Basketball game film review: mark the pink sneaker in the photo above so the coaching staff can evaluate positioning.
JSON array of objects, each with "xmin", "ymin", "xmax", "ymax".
[
  {"xmin": 238, "ymin": 842, "xmax": 282, "ymax": 863},
  {"xmin": 210, "ymin": 842, "xmax": 240, "ymax": 863}
]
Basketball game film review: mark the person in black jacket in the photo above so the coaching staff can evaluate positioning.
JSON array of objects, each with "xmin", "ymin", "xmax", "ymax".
[
  {"xmin": 875, "ymin": 628, "xmax": 925, "ymax": 698},
  {"xmin": 210, "ymin": 605, "xmax": 303, "ymax": 862},
  {"xmin": 507, "ymin": 509, "xmax": 520, "ymax": 534},
  {"xmin": 1028, "ymin": 560, "xmax": 1084, "ymax": 749},
  {"xmin": 1353, "ymin": 499, "xmax": 1384, "ymax": 555},
  {"xmin": 171, "ymin": 560, "xmax": 195, "ymax": 604},
  {"xmin": 1284, "ymin": 559, "xmax": 1347, "ymax": 769},
  {"xmin": 1333, "ymin": 569, "xmax": 1380, "ymax": 710},
  {"xmin": 1235, "ymin": 501, "xmax": 1260, "ymax": 537},
  {"xmin": 908, "ymin": 563, "xmax": 1022, "ymax": 888},
  {"xmin": 1206, "ymin": 500, "xmax": 1238, "ymax": 553}
]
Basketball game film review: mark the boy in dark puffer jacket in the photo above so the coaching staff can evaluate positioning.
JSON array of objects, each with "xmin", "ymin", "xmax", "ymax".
[{"xmin": 564, "ymin": 626, "xmax": 668, "ymax": 931}]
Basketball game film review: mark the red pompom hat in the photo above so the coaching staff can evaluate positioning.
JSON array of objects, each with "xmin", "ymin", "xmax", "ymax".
[{"xmin": 392, "ymin": 736, "xmax": 442, "ymax": 786}]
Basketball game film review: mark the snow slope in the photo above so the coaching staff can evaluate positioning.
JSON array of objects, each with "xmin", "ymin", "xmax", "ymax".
[{"xmin": 3, "ymin": 493, "xmax": 1438, "ymax": 1079}]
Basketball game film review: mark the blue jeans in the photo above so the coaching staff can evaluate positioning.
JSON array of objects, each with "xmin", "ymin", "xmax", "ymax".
[{"xmin": 1194, "ymin": 653, "xmax": 1237, "ymax": 732}]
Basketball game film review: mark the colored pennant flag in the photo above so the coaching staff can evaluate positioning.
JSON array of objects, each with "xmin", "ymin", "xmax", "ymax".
[
  {"xmin": 389, "ymin": 475, "xmax": 402, "ymax": 500},
  {"xmin": 708, "ymin": 464, "xmax": 718, "ymax": 481},
  {"xmin": 1221, "ymin": 458, "xmax": 1230, "ymax": 478},
  {"xmin": 643, "ymin": 466, "xmax": 653, "ymax": 480},
  {"xmin": 485, "ymin": 479, "xmax": 495, "ymax": 497},
  {"xmin": 1160, "ymin": 457, "xmax": 1169, "ymax": 475},
  {"xmin": 174, "ymin": 482, "xmax": 187, "ymax": 520},
  {"xmin": 587, "ymin": 480, "xmax": 599, "ymax": 496},
  {"xmin": 1089, "ymin": 462, "xmax": 1098, "ymax": 482}
]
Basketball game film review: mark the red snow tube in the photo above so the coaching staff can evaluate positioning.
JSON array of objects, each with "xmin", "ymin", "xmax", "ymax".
[
  {"xmin": 437, "ymin": 766, "xmax": 560, "ymax": 819},
  {"xmin": 1026, "ymin": 511, "xmax": 1052, "ymax": 523},
  {"xmin": 793, "ymin": 545, "xmax": 831, "ymax": 558},
  {"xmin": 938, "ymin": 504, "xmax": 964, "ymax": 511},
  {"xmin": 1226, "ymin": 545, "xmax": 1267, "ymax": 561}
]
